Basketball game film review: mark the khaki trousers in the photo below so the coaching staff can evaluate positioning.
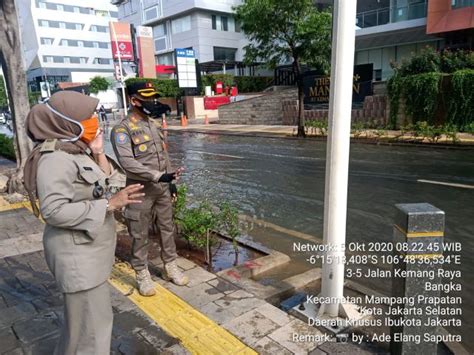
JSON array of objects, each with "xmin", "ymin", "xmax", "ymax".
[
  {"xmin": 55, "ymin": 282, "xmax": 113, "ymax": 355},
  {"xmin": 124, "ymin": 181, "xmax": 178, "ymax": 271}
]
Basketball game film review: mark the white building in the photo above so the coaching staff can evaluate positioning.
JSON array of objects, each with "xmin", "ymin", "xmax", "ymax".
[
  {"xmin": 113, "ymin": 0, "xmax": 252, "ymax": 74},
  {"xmin": 17, "ymin": 0, "xmax": 119, "ymax": 90}
]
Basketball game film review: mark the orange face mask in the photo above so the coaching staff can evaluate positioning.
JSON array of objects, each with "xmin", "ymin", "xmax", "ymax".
[{"xmin": 80, "ymin": 115, "xmax": 100, "ymax": 144}]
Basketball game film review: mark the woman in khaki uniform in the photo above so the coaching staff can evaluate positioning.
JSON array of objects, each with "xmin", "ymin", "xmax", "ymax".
[{"xmin": 23, "ymin": 91, "xmax": 144, "ymax": 354}]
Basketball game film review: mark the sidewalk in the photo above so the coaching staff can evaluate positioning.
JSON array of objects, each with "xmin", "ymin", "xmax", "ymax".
[{"xmin": 0, "ymin": 198, "xmax": 391, "ymax": 354}]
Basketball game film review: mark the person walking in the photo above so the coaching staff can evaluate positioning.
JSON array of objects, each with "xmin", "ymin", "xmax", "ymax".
[
  {"xmin": 111, "ymin": 81, "xmax": 189, "ymax": 296},
  {"xmin": 23, "ymin": 91, "xmax": 144, "ymax": 354},
  {"xmin": 99, "ymin": 104, "xmax": 107, "ymax": 122}
]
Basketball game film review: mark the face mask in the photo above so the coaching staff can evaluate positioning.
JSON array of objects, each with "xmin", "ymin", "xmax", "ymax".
[
  {"xmin": 136, "ymin": 98, "xmax": 163, "ymax": 118},
  {"xmin": 80, "ymin": 116, "xmax": 99, "ymax": 144}
]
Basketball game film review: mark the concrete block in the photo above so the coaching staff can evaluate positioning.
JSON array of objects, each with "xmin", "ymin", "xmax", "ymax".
[
  {"xmin": 200, "ymin": 301, "xmax": 237, "ymax": 325},
  {"xmin": 267, "ymin": 319, "xmax": 324, "ymax": 354},
  {"xmin": 175, "ymin": 257, "xmax": 196, "ymax": 271},
  {"xmin": 182, "ymin": 266, "xmax": 216, "ymax": 287},
  {"xmin": 13, "ymin": 312, "xmax": 59, "ymax": 344},
  {"xmin": 255, "ymin": 303, "xmax": 292, "ymax": 326},
  {"xmin": 222, "ymin": 309, "xmax": 280, "ymax": 346},
  {"xmin": 207, "ymin": 278, "xmax": 240, "ymax": 294},
  {"xmin": 0, "ymin": 302, "xmax": 37, "ymax": 328},
  {"xmin": 213, "ymin": 290, "xmax": 266, "ymax": 317},
  {"xmin": 254, "ymin": 336, "xmax": 293, "ymax": 355}
]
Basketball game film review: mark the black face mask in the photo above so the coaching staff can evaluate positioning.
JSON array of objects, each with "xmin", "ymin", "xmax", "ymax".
[{"xmin": 136, "ymin": 98, "xmax": 163, "ymax": 118}]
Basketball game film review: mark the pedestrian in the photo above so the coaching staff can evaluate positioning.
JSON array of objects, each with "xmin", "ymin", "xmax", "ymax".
[
  {"xmin": 23, "ymin": 91, "xmax": 144, "ymax": 354},
  {"xmin": 111, "ymin": 81, "xmax": 189, "ymax": 296},
  {"xmin": 99, "ymin": 104, "xmax": 107, "ymax": 122}
]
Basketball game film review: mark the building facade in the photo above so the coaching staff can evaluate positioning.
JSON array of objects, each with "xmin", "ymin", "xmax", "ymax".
[
  {"xmin": 355, "ymin": 0, "xmax": 474, "ymax": 81},
  {"xmin": 18, "ymin": 0, "xmax": 119, "ymax": 90},
  {"xmin": 113, "ymin": 0, "xmax": 250, "ymax": 74}
]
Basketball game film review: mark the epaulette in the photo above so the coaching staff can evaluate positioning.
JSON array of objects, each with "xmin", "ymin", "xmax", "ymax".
[{"xmin": 40, "ymin": 139, "xmax": 57, "ymax": 153}]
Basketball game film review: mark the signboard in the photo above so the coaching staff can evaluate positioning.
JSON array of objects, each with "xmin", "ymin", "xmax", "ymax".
[
  {"xmin": 136, "ymin": 26, "xmax": 156, "ymax": 78},
  {"xmin": 175, "ymin": 48, "xmax": 197, "ymax": 88},
  {"xmin": 109, "ymin": 22, "xmax": 134, "ymax": 61},
  {"xmin": 303, "ymin": 64, "xmax": 374, "ymax": 106}
]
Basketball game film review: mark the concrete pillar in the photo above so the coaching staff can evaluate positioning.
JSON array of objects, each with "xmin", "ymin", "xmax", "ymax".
[{"xmin": 391, "ymin": 203, "xmax": 445, "ymax": 355}]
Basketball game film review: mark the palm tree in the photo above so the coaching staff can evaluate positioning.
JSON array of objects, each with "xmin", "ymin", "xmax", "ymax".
[{"xmin": 0, "ymin": 0, "xmax": 33, "ymax": 193}]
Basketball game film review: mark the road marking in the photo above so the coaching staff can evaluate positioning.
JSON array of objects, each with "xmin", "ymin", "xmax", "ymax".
[
  {"xmin": 188, "ymin": 150, "xmax": 244, "ymax": 159},
  {"xmin": 417, "ymin": 179, "xmax": 474, "ymax": 189},
  {"xmin": 109, "ymin": 263, "xmax": 257, "ymax": 355}
]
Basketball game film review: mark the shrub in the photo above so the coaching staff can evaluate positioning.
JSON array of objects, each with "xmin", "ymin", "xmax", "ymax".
[
  {"xmin": 448, "ymin": 69, "xmax": 474, "ymax": 130},
  {"xmin": 234, "ymin": 76, "xmax": 272, "ymax": 93},
  {"xmin": 0, "ymin": 134, "xmax": 15, "ymax": 161}
]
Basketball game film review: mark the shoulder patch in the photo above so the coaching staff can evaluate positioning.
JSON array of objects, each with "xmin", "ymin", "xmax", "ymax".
[
  {"xmin": 114, "ymin": 127, "xmax": 127, "ymax": 133},
  {"xmin": 115, "ymin": 132, "xmax": 129, "ymax": 145}
]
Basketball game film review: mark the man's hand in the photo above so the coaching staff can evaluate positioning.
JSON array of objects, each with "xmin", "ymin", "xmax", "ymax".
[{"xmin": 169, "ymin": 183, "xmax": 178, "ymax": 202}]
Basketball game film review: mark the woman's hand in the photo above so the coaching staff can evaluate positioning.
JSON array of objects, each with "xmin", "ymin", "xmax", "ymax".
[
  {"xmin": 107, "ymin": 184, "xmax": 145, "ymax": 212},
  {"xmin": 89, "ymin": 129, "xmax": 104, "ymax": 155}
]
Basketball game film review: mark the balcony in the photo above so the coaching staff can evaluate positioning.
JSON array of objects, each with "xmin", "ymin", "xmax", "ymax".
[{"xmin": 356, "ymin": 1, "xmax": 428, "ymax": 29}]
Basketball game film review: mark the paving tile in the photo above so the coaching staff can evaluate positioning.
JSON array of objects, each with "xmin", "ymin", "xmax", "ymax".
[
  {"xmin": 109, "ymin": 285, "xmax": 137, "ymax": 313},
  {"xmin": 222, "ymin": 309, "xmax": 279, "ymax": 346},
  {"xmin": 255, "ymin": 303, "xmax": 292, "ymax": 326},
  {"xmin": 0, "ymin": 326, "xmax": 22, "ymax": 353},
  {"xmin": 3, "ymin": 348, "xmax": 25, "ymax": 355},
  {"xmin": 267, "ymin": 319, "xmax": 324, "ymax": 354},
  {"xmin": 199, "ymin": 301, "xmax": 236, "ymax": 325},
  {"xmin": 213, "ymin": 290, "xmax": 266, "ymax": 317},
  {"xmin": 114, "ymin": 333, "xmax": 160, "ymax": 355},
  {"xmin": 182, "ymin": 267, "xmax": 216, "ymax": 287},
  {"xmin": 31, "ymin": 294, "xmax": 63, "ymax": 312},
  {"xmin": 175, "ymin": 257, "xmax": 196, "ymax": 271},
  {"xmin": 165, "ymin": 282, "xmax": 224, "ymax": 309},
  {"xmin": 0, "ymin": 302, "xmax": 37, "ymax": 328},
  {"xmin": 207, "ymin": 277, "xmax": 240, "ymax": 294},
  {"xmin": 22, "ymin": 334, "xmax": 59, "ymax": 355},
  {"xmin": 112, "ymin": 310, "xmax": 155, "ymax": 338},
  {"xmin": 161, "ymin": 344, "xmax": 191, "ymax": 354},
  {"xmin": 254, "ymin": 336, "xmax": 293, "ymax": 355},
  {"xmin": 13, "ymin": 312, "xmax": 59, "ymax": 344},
  {"xmin": 138, "ymin": 325, "xmax": 179, "ymax": 349}
]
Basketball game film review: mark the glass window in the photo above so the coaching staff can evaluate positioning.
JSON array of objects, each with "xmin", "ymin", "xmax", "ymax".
[
  {"xmin": 154, "ymin": 37, "xmax": 167, "ymax": 51},
  {"xmin": 56, "ymin": 4, "xmax": 64, "ymax": 11},
  {"xmin": 70, "ymin": 57, "xmax": 80, "ymax": 64},
  {"xmin": 172, "ymin": 15, "xmax": 191, "ymax": 34},
  {"xmin": 110, "ymin": 11, "xmax": 118, "ymax": 18},
  {"xmin": 99, "ymin": 42, "xmax": 109, "ymax": 49},
  {"xmin": 221, "ymin": 16, "xmax": 228, "ymax": 31},
  {"xmin": 153, "ymin": 23, "xmax": 166, "ymax": 37},
  {"xmin": 64, "ymin": 57, "xmax": 70, "ymax": 64},
  {"xmin": 75, "ymin": 23, "xmax": 82, "ymax": 30},
  {"xmin": 79, "ymin": 57, "xmax": 87, "ymax": 64},
  {"xmin": 213, "ymin": 47, "xmax": 237, "ymax": 61},
  {"xmin": 38, "ymin": 2, "xmax": 46, "ymax": 9},
  {"xmin": 43, "ymin": 56, "xmax": 53, "ymax": 63},
  {"xmin": 73, "ymin": 6, "xmax": 80, "ymax": 13},
  {"xmin": 39, "ymin": 20, "xmax": 49, "ymax": 27},
  {"xmin": 53, "ymin": 56, "xmax": 64, "ymax": 63},
  {"xmin": 61, "ymin": 39, "xmax": 68, "ymax": 46},
  {"xmin": 157, "ymin": 52, "xmax": 174, "ymax": 65},
  {"xmin": 41, "ymin": 38, "xmax": 53, "ymax": 45},
  {"xmin": 144, "ymin": 6, "xmax": 159, "ymax": 21},
  {"xmin": 59, "ymin": 22, "xmax": 66, "ymax": 29},
  {"xmin": 143, "ymin": 0, "xmax": 158, "ymax": 8},
  {"xmin": 212, "ymin": 15, "xmax": 217, "ymax": 30},
  {"xmin": 452, "ymin": 0, "xmax": 474, "ymax": 8},
  {"xmin": 234, "ymin": 20, "xmax": 241, "ymax": 33},
  {"xmin": 78, "ymin": 41, "xmax": 84, "ymax": 47},
  {"xmin": 90, "ymin": 25, "xmax": 98, "ymax": 32},
  {"xmin": 93, "ymin": 41, "xmax": 100, "ymax": 48}
]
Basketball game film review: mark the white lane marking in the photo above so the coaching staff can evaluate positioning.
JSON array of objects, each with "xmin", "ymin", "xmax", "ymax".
[
  {"xmin": 187, "ymin": 150, "xmax": 244, "ymax": 159},
  {"xmin": 417, "ymin": 179, "xmax": 474, "ymax": 189}
]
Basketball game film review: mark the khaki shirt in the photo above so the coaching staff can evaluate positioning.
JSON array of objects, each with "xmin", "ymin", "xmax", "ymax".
[
  {"xmin": 111, "ymin": 113, "xmax": 171, "ymax": 182},
  {"xmin": 37, "ymin": 151, "xmax": 118, "ymax": 293}
]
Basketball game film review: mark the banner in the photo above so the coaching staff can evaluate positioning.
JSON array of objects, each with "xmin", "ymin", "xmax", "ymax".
[
  {"xmin": 109, "ymin": 22, "xmax": 134, "ymax": 61},
  {"xmin": 136, "ymin": 26, "xmax": 156, "ymax": 78}
]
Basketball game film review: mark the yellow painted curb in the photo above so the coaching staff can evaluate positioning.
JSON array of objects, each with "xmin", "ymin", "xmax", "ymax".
[
  {"xmin": 0, "ymin": 201, "xmax": 31, "ymax": 212},
  {"xmin": 109, "ymin": 263, "xmax": 257, "ymax": 355},
  {"xmin": 394, "ymin": 224, "xmax": 444, "ymax": 238}
]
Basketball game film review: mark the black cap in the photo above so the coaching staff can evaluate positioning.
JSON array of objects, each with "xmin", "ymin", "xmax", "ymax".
[{"xmin": 126, "ymin": 81, "xmax": 159, "ymax": 98}]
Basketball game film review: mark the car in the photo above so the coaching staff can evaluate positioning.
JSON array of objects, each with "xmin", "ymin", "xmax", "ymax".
[
  {"xmin": 156, "ymin": 101, "xmax": 171, "ymax": 117},
  {"xmin": 0, "ymin": 112, "xmax": 5, "ymax": 124}
]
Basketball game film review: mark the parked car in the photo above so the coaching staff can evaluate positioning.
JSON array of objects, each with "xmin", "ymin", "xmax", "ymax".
[{"xmin": 0, "ymin": 112, "xmax": 6, "ymax": 124}]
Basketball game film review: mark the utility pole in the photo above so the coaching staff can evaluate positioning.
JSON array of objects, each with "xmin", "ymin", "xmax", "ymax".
[{"xmin": 319, "ymin": 0, "xmax": 358, "ymax": 317}]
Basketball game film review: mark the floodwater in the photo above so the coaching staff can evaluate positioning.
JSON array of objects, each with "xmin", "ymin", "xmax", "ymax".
[{"xmin": 105, "ymin": 129, "xmax": 474, "ymax": 351}]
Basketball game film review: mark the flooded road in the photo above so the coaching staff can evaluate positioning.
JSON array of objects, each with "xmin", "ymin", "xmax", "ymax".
[{"xmin": 106, "ymin": 130, "xmax": 474, "ymax": 351}]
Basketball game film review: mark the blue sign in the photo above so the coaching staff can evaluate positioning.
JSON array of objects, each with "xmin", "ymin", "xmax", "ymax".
[{"xmin": 175, "ymin": 48, "xmax": 195, "ymax": 58}]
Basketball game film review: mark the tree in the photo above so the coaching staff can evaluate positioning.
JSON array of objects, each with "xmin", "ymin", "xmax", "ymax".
[
  {"xmin": 89, "ymin": 76, "xmax": 110, "ymax": 94},
  {"xmin": 0, "ymin": 0, "xmax": 33, "ymax": 192},
  {"xmin": 0, "ymin": 75, "xmax": 8, "ymax": 109},
  {"xmin": 234, "ymin": 0, "xmax": 332, "ymax": 137}
]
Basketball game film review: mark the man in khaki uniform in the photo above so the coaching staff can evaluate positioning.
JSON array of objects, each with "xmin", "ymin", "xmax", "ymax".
[{"xmin": 111, "ymin": 82, "xmax": 189, "ymax": 296}]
